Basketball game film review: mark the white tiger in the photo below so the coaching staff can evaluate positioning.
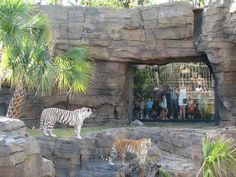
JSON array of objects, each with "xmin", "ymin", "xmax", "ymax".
[{"xmin": 40, "ymin": 107, "xmax": 93, "ymax": 139}]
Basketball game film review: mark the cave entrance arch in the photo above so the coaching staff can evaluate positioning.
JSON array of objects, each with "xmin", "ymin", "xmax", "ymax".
[{"xmin": 131, "ymin": 61, "xmax": 217, "ymax": 123}]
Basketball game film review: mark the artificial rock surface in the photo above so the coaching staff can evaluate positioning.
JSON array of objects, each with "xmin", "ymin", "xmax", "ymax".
[
  {"xmin": 0, "ymin": 117, "xmax": 55, "ymax": 177},
  {"xmin": 37, "ymin": 127, "xmax": 207, "ymax": 177},
  {"xmin": 36, "ymin": 126, "xmax": 236, "ymax": 177}
]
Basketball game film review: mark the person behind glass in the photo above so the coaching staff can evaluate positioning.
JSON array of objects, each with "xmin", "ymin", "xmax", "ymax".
[
  {"xmin": 195, "ymin": 84, "xmax": 204, "ymax": 118},
  {"xmin": 178, "ymin": 85, "xmax": 188, "ymax": 120},
  {"xmin": 146, "ymin": 98, "xmax": 154, "ymax": 119},
  {"xmin": 139, "ymin": 97, "xmax": 146, "ymax": 119},
  {"xmin": 188, "ymin": 100, "xmax": 197, "ymax": 119},
  {"xmin": 153, "ymin": 85, "xmax": 163, "ymax": 117},
  {"xmin": 202, "ymin": 86, "xmax": 208, "ymax": 92},
  {"xmin": 197, "ymin": 74, "xmax": 206, "ymax": 88},
  {"xmin": 170, "ymin": 87, "xmax": 178, "ymax": 119},
  {"xmin": 159, "ymin": 94, "xmax": 168, "ymax": 120},
  {"xmin": 195, "ymin": 85, "xmax": 202, "ymax": 92},
  {"xmin": 152, "ymin": 87, "xmax": 160, "ymax": 117},
  {"xmin": 133, "ymin": 98, "xmax": 140, "ymax": 118},
  {"xmin": 166, "ymin": 86, "xmax": 172, "ymax": 118}
]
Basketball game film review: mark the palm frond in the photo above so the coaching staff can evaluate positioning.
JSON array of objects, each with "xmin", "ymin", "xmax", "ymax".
[
  {"xmin": 0, "ymin": 0, "xmax": 53, "ymax": 90},
  {"xmin": 197, "ymin": 134, "xmax": 236, "ymax": 177},
  {"xmin": 55, "ymin": 47, "xmax": 95, "ymax": 94}
]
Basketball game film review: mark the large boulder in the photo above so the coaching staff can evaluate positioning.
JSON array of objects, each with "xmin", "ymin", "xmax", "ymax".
[{"xmin": 0, "ymin": 117, "xmax": 55, "ymax": 177}]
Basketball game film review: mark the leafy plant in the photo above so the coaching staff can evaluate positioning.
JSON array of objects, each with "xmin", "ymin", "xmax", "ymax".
[
  {"xmin": 133, "ymin": 65, "xmax": 157, "ymax": 98},
  {"xmin": 54, "ymin": 47, "xmax": 95, "ymax": 94},
  {"xmin": 196, "ymin": 134, "xmax": 236, "ymax": 177},
  {"xmin": 81, "ymin": 0, "xmax": 124, "ymax": 8},
  {"xmin": 80, "ymin": 0, "xmax": 152, "ymax": 8},
  {"xmin": 158, "ymin": 168, "xmax": 172, "ymax": 177}
]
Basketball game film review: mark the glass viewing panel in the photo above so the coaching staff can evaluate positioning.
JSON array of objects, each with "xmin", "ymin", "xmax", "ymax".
[{"xmin": 133, "ymin": 62, "xmax": 215, "ymax": 121}]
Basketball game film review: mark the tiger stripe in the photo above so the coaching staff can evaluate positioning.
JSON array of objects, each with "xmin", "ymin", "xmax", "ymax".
[
  {"xmin": 40, "ymin": 107, "xmax": 92, "ymax": 139},
  {"xmin": 109, "ymin": 138, "xmax": 152, "ymax": 165}
]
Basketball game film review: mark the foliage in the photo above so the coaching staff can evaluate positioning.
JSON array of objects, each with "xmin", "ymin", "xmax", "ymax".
[
  {"xmin": 157, "ymin": 168, "xmax": 172, "ymax": 177},
  {"xmin": 0, "ymin": 0, "xmax": 95, "ymax": 96},
  {"xmin": 0, "ymin": 0, "xmax": 52, "ymax": 88},
  {"xmin": 26, "ymin": 0, "xmax": 206, "ymax": 7},
  {"xmin": 81, "ymin": 0, "xmax": 152, "ymax": 8},
  {"xmin": 196, "ymin": 134, "xmax": 236, "ymax": 177},
  {"xmin": 190, "ymin": 0, "xmax": 205, "ymax": 7},
  {"xmin": 133, "ymin": 66, "xmax": 146, "ymax": 91},
  {"xmin": 133, "ymin": 65, "xmax": 157, "ymax": 97},
  {"xmin": 50, "ymin": 0, "xmax": 63, "ymax": 5},
  {"xmin": 81, "ymin": 0, "xmax": 124, "ymax": 8},
  {"xmin": 78, "ymin": 0, "xmax": 205, "ymax": 8},
  {"xmin": 54, "ymin": 47, "xmax": 95, "ymax": 94}
]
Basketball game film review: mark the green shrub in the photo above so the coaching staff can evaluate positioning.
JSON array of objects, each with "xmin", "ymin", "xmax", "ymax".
[
  {"xmin": 81, "ymin": 0, "xmax": 124, "ymax": 8},
  {"xmin": 158, "ymin": 168, "xmax": 172, "ymax": 177},
  {"xmin": 197, "ymin": 134, "xmax": 236, "ymax": 177}
]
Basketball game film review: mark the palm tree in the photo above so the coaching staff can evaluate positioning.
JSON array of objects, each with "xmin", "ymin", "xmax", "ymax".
[
  {"xmin": 0, "ymin": 0, "xmax": 95, "ymax": 118},
  {"xmin": 196, "ymin": 134, "xmax": 236, "ymax": 177}
]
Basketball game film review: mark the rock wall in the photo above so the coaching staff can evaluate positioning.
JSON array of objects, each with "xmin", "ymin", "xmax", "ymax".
[
  {"xmin": 41, "ymin": 2, "xmax": 197, "ymax": 62},
  {"xmin": 1, "ymin": 1, "xmax": 236, "ymax": 125},
  {"xmin": 196, "ymin": 0, "xmax": 236, "ymax": 126},
  {"xmin": 0, "ymin": 117, "xmax": 55, "ymax": 177},
  {"xmin": 36, "ymin": 127, "xmax": 206, "ymax": 177},
  {"xmin": 36, "ymin": 126, "xmax": 236, "ymax": 177}
]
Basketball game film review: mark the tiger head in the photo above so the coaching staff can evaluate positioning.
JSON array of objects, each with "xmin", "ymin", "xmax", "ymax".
[
  {"xmin": 76, "ymin": 107, "xmax": 93, "ymax": 120},
  {"xmin": 141, "ymin": 138, "xmax": 152, "ymax": 150}
]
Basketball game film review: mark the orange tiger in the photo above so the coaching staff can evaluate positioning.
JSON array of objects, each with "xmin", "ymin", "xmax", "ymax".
[{"xmin": 109, "ymin": 138, "xmax": 152, "ymax": 165}]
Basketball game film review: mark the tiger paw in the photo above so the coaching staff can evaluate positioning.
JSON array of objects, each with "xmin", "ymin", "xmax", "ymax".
[
  {"xmin": 43, "ymin": 130, "xmax": 49, "ymax": 136},
  {"xmin": 49, "ymin": 134, "xmax": 56, "ymax": 138},
  {"xmin": 109, "ymin": 162, "xmax": 114, "ymax": 166},
  {"xmin": 76, "ymin": 135, "xmax": 83, "ymax": 139}
]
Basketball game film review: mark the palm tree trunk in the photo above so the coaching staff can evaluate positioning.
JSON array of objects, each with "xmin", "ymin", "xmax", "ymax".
[{"xmin": 6, "ymin": 81, "xmax": 26, "ymax": 119}]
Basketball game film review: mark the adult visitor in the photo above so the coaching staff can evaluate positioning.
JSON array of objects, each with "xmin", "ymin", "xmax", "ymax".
[{"xmin": 178, "ymin": 85, "xmax": 188, "ymax": 120}]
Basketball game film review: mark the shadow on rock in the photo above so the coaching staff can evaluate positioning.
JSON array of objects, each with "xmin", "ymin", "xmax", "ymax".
[{"xmin": 118, "ymin": 159, "xmax": 163, "ymax": 177}]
